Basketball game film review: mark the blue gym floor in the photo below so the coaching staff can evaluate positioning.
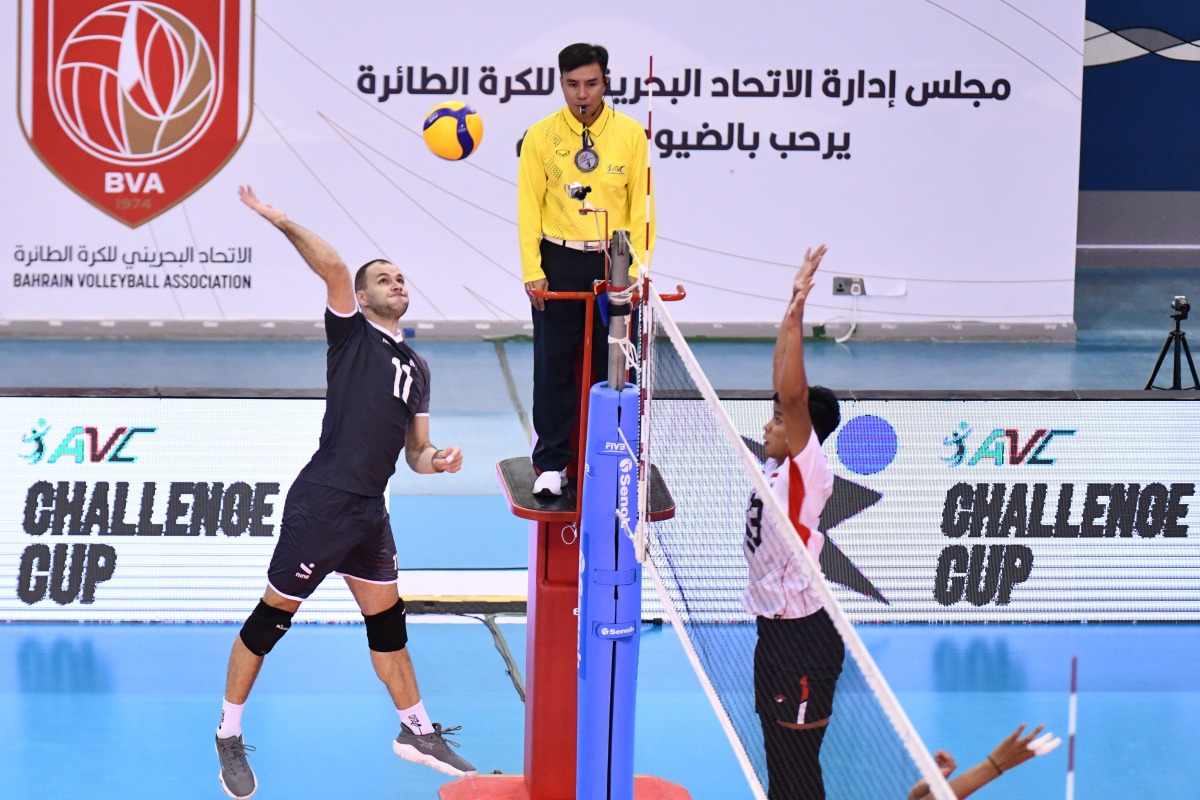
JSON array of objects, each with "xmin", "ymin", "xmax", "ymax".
[{"xmin": 2, "ymin": 265, "xmax": 1200, "ymax": 798}]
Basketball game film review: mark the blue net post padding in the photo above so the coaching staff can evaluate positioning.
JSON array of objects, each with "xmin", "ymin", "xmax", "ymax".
[{"xmin": 576, "ymin": 382, "xmax": 642, "ymax": 800}]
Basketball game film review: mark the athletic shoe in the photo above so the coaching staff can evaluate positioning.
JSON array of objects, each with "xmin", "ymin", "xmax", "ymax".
[
  {"xmin": 215, "ymin": 734, "xmax": 257, "ymax": 799},
  {"xmin": 393, "ymin": 723, "xmax": 477, "ymax": 777},
  {"xmin": 532, "ymin": 469, "xmax": 567, "ymax": 498}
]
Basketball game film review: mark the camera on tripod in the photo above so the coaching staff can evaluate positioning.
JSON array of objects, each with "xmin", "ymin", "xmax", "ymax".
[
  {"xmin": 1171, "ymin": 295, "xmax": 1190, "ymax": 320},
  {"xmin": 1147, "ymin": 294, "xmax": 1199, "ymax": 390}
]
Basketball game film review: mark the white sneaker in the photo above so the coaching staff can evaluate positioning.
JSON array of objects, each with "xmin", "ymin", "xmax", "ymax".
[{"xmin": 532, "ymin": 470, "xmax": 567, "ymax": 498}]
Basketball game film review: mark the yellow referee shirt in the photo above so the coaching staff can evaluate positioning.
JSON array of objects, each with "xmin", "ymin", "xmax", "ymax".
[{"xmin": 517, "ymin": 103, "xmax": 655, "ymax": 283}]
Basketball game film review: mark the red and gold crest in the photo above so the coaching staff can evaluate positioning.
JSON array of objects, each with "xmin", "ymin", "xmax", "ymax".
[{"xmin": 18, "ymin": 1, "xmax": 252, "ymax": 227}]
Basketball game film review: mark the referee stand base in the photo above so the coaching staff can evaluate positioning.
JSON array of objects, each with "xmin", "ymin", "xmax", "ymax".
[{"xmin": 439, "ymin": 774, "xmax": 691, "ymax": 800}]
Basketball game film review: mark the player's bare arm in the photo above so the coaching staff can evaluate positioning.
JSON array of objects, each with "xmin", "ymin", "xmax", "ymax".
[
  {"xmin": 909, "ymin": 724, "xmax": 1060, "ymax": 800},
  {"xmin": 403, "ymin": 415, "xmax": 462, "ymax": 475},
  {"xmin": 777, "ymin": 244, "xmax": 825, "ymax": 455},
  {"xmin": 772, "ymin": 244, "xmax": 826, "ymax": 395},
  {"xmin": 238, "ymin": 185, "xmax": 355, "ymax": 314}
]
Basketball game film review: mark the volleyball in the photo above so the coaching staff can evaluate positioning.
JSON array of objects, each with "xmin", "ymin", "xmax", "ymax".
[{"xmin": 422, "ymin": 101, "xmax": 483, "ymax": 160}]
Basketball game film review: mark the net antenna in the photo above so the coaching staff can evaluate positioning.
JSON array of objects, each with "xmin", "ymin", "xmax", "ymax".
[{"xmin": 634, "ymin": 54, "xmax": 656, "ymax": 563}]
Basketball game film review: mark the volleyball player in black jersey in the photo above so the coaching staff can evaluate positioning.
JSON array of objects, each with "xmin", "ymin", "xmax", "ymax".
[{"xmin": 212, "ymin": 187, "xmax": 474, "ymax": 800}]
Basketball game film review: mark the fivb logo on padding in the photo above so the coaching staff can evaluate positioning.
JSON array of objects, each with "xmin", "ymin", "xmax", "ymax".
[{"xmin": 17, "ymin": 1, "xmax": 253, "ymax": 227}]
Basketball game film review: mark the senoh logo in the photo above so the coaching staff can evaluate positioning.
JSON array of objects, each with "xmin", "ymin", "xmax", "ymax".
[
  {"xmin": 21, "ymin": 419, "xmax": 155, "ymax": 465},
  {"xmin": 617, "ymin": 457, "xmax": 634, "ymax": 523},
  {"xmin": 942, "ymin": 423, "xmax": 1076, "ymax": 468},
  {"xmin": 18, "ymin": 1, "xmax": 253, "ymax": 227},
  {"xmin": 596, "ymin": 623, "xmax": 635, "ymax": 639}
]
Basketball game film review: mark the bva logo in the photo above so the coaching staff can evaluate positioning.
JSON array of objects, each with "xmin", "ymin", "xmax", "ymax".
[
  {"xmin": 20, "ymin": 419, "xmax": 156, "ymax": 465},
  {"xmin": 18, "ymin": 1, "xmax": 252, "ymax": 227},
  {"xmin": 942, "ymin": 423, "xmax": 1076, "ymax": 468}
]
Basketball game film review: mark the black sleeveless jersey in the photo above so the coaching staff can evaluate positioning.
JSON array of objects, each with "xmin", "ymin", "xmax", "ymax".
[{"xmin": 296, "ymin": 308, "xmax": 430, "ymax": 496}]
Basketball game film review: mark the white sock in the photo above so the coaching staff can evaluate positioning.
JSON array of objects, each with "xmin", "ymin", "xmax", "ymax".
[
  {"xmin": 217, "ymin": 699, "xmax": 244, "ymax": 739},
  {"xmin": 398, "ymin": 700, "xmax": 433, "ymax": 736}
]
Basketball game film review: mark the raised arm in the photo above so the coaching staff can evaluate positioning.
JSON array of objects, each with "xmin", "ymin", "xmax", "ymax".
[
  {"xmin": 777, "ymin": 244, "xmax": 826, "ymax": 457},
  {"xmin": 772, "ymin": 244, "xmax": 826, "ymax": 395},
  {"xmin": 238, "ymin": 185, "xmax": 355, "ymax": 315}
]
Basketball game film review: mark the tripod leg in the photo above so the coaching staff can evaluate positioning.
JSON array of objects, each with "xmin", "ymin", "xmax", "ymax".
[
  {"xmin": 1180, "ymin": 334, "xmax": 1200, "ymax": 390},
  {"xmin": 1145, "ymin": 334, "xmax": 1175, "ymax": 390},
  {"xmin": 1173, "ymin": 332, "xmax": 1183, "ymax": 390}
]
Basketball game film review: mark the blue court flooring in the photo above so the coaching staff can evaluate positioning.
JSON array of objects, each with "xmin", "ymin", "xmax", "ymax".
[
  {"xmin": 2, "ymin": 265, "xmax": 1200, "ymax": 797},
  {"xmin": 1, "ymin": 621, "xmax": 1195, "ymax": 798}
]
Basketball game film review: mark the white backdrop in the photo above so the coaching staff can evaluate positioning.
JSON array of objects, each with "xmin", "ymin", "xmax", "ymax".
[{"xmin": 1, "ymin": 1, "xmax": 1084, "ymax": 332}]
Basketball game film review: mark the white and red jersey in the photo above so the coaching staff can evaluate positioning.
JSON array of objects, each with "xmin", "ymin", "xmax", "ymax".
[{"xmin": 741, "ymin": 430, "xmax": 834, "ymax": 620}]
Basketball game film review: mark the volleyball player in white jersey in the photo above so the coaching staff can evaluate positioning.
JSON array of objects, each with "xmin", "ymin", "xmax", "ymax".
[{"xmin": 742, "ymin": 244, "xmax": 844, "ymax": 800}]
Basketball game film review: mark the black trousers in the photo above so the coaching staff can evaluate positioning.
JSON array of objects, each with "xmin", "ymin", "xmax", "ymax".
[
  {"xmin": 531, "ymin": 238, "xmax": 608, "ymax": 473},
  {"xmin": 755, "ymin": 611, "xmax": 845, "ymax": 800}
]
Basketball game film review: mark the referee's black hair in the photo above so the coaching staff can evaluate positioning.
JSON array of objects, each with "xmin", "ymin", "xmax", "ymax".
[
  {"xmin": 355, "ymin": 259, "xmax": 392, "ymax": 292},
  {"xmin": 772, "ymin": 387, "xmax": 841, "ymax": 445},
  {"xmin": 559, "ymin": 43, "xmax": 609, "ymax": 75}
]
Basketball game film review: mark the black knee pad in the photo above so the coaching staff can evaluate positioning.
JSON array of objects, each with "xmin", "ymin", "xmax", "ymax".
[
  {"xmin": 239, "ymin": 600, "xmax": 295, "ymax": 657},
  {"xmin": 364, "ymin": 598, "xmax": 408, "ymax": 652}
]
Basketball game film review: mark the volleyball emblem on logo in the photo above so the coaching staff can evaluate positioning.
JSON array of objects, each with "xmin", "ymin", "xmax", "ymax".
[
  {"xmin": 422, "ymin": 101, "xmax": 483, "ymax": 160},
  {"xmin": 53, "ymin": 2, "xmax": 218, "ymax": 165}
]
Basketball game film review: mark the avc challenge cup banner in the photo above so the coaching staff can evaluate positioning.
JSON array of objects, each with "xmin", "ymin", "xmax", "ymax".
[
  {"xmin": 646, "ymin": 398, "xmax": 1200, "ymax": 624},
  {"xmin": 0, "ymin": 397, "xmax": 370, "ymax": 622}
]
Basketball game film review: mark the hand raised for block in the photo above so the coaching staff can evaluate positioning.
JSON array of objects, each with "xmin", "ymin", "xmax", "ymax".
[{"xmin": 792, "ymin": 244, "xmax": 827, "ymax": 300}]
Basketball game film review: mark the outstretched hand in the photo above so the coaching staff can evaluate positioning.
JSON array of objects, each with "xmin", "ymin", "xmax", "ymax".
[
  {"xmin": 784, "ymin": 243, "xmax": 826, "ymax": 329},
  {"xmin": 990, "ymin": 724, "xmax": 1060, "ymax": 773},
  {"xmin": 238, "ymin": 185, "xmax": 287, "ymax": 226},
  {"xmin": 791, "ymin": 243, "xmax": 827, "ymax": 300}
]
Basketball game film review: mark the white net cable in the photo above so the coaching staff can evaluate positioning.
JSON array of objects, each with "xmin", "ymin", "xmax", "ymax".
[{"xmin": 638, "ymin": 288, "xmax": 955, "ymax": 800}]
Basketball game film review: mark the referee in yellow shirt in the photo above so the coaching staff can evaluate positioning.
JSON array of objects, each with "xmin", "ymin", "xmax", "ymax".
[{"xmin": 517, "ymin": 42, "xmax": 655, "ymax": 497}]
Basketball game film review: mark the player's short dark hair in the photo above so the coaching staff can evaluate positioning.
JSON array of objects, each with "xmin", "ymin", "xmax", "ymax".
[
  {"xmin": 772, "ymin": 386, "xmax": 841, "ymax": 445},
  {"xmin": 809, "ymin": 386, "xmax": 841, "ymax": 444},
  {"xmin": 559, "ymin": 43, "xmax": 609, "ymax": 75},
  {"xmin": 355, "ymin": 259, "xmax": 391, "ymax": 292}
]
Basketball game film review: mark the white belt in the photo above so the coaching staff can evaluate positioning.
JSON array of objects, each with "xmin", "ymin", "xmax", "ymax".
[{"xmin": 543, "ymin": 235, "xmax": 605, "ymax": 253}]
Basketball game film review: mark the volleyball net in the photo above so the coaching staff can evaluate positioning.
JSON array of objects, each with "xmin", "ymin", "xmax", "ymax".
[{"xmin": 634, "ymin": 286, "xmax": 955, "ymax": 800}]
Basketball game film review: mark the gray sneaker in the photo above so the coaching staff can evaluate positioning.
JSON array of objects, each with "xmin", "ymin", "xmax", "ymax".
[
  {"xmin": 215, "ymin": 734, "xmax": 257, "ymax": 799},
  {"xmin": 392, "ymin": 723, "xmax": 477, "ymax": 777}
]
